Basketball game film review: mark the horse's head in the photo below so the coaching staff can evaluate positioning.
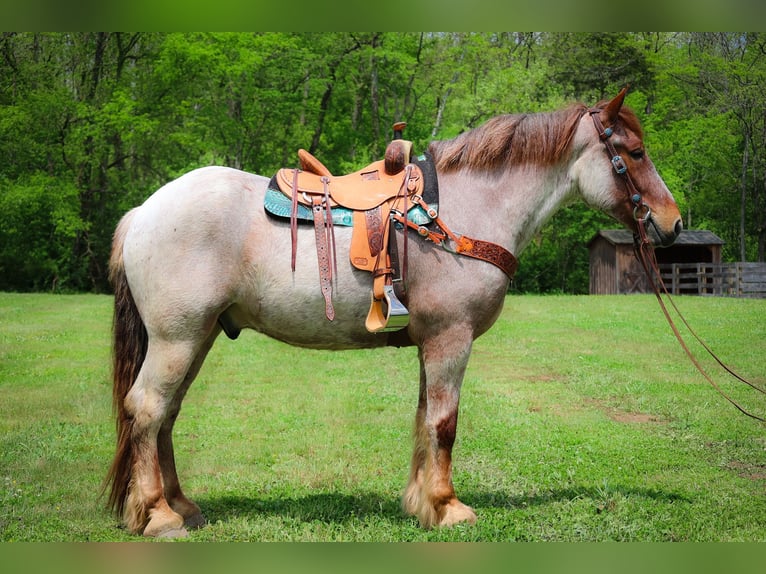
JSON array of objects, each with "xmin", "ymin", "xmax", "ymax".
[{"xmin": 573, "ymin": 88, "xmax": 682, "ymax": 247}]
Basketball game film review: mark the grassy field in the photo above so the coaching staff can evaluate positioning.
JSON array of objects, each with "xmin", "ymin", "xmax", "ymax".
[{"xmin": 1, "ymin": 292, "xmax": 765, "ymax": 542}]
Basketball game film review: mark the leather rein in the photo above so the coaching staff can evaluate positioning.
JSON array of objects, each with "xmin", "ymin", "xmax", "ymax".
[{"xmin": 589, "ymin": 107, "xmax": 766, "ymax": 423}]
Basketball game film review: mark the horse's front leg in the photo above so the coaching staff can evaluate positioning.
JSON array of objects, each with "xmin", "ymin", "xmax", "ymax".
[{"xmin": 403, "ymin": 329, "xmax": 477, "ymax": 528}]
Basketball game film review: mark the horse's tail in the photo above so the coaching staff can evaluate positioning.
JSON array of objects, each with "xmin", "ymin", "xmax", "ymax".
[{"xmin": 102, "ymin": 208, "xmax": 147, "ymax": 518}]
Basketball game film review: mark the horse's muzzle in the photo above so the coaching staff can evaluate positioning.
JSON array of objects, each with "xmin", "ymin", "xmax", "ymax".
[{"xmin": 651, "ymin": 216, "xmax": 683, "ymax": 247}]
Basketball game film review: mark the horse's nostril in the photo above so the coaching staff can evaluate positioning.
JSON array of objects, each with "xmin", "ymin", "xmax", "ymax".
[{"xmin": 674, "ymin": 219, "xmax": 683, "ymax": 236}]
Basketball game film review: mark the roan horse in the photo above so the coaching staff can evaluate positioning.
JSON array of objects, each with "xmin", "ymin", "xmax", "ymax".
[{"xmin": 104, "ymin": 88, "xmax": 682, "ymax": 537}]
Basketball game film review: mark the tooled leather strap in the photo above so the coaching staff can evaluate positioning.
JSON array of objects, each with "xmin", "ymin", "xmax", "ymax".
[
  {"xmin": 391, "ymin": 196, "xmax": 518, "ymax": 280},
  {"xmin": 456, "ymin": 237, "xmax": 519, "ymax": 278},
  {"xmin": 365, "ymin": 206, "xmax": 384, "ymax": 256},
  {"xmin": 312, "ymin": 196, "xmax": 335, "ymax": 321}
]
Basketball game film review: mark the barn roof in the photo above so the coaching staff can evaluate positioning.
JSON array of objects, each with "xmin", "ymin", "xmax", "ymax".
[{"xmin": 588, "ymin": 229, "xmax": 725, "ymax": 247}]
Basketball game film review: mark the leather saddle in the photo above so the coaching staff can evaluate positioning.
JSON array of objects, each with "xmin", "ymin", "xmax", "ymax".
[{"xmin": 271, "ymin": 137, "xmax": 424, "ymax": 333}]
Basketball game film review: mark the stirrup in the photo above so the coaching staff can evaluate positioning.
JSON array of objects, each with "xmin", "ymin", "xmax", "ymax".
[{"xmin": 365, "ymin": 284, "xmax": 409, "ymax": 333}]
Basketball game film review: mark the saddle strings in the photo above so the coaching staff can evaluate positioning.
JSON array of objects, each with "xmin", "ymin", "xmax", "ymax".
[
  {"xmin": 401, "ymin": 165, "xmax": 411, "ymax": 285},
  {"xmin": 290, "ymin": 168, "xmax": 300, "ymax": 272},
  {"xmin": 322, "ymin": 176, "xmax": 338, "ymax": 283}
]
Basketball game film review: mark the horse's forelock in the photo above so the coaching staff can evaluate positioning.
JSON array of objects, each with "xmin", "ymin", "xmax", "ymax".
[{"xmin": 430, "ymin": 103, "xmax": 589, "ymax": 173}]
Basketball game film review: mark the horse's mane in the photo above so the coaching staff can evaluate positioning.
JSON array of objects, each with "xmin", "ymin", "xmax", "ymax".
[{"xmin": 429, "ymin": 102, "xmax": 643, "ymax": 173}]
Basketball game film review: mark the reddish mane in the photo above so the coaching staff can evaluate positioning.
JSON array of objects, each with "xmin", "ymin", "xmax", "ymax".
[{"xmin": 429, "ymin": 103, "xmax": 644, "ymax": 173}]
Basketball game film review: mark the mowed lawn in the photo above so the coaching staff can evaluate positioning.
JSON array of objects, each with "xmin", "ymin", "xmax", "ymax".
[{"xmin": 1, "ymin": 292, "xmax": 765, "ymax": 541}]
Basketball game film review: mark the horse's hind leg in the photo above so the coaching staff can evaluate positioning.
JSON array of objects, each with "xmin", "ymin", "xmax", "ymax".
[
  {"xmin": 403, "ymin": 329, "xmax": 477, "ymax": 528},
  {"xmin": 123, "ymin": 338, "xmax": 202, "ymax": 537},
  {"xmin": 156, "ymin": 328, "xmax": 220, "ymax": 531}
]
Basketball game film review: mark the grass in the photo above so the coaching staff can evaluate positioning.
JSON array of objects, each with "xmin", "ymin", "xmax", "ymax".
[{"xmin": 1, "ymin": 292, "xmax": 765, "ymax": 541}]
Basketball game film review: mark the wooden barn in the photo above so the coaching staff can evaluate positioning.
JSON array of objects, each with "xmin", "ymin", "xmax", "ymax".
[{"xmin": 588, "ymin": 229, "xmax": 724, "ymax": 295}]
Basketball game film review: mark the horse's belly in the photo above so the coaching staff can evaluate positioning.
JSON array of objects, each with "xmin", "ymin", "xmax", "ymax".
[{"xmin": 230, "ymin": 267, "xmax": 394, "ymax": 350}]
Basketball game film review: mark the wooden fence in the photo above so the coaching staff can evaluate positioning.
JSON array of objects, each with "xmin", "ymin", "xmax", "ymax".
[{"xmin": 657, "ymin": 262, "xmax": 766, "ymax": 298}]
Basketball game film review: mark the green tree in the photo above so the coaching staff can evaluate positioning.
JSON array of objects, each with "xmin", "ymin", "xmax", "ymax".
[{"xmin": 646, "ymin": 32, "xmax": 766, "ymax": 262}]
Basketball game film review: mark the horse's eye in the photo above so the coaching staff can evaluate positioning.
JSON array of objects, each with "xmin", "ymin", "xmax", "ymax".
[{"xmin": 629, "ymin": 149, "xmax": 645, "ymax": 160}]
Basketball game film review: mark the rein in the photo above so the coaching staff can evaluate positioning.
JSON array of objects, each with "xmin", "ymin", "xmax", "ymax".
[
  {"xmin": 633, "ymin": 221, "xmax": 766, "ymax": 422},
  {"xmin": 589, "ymin": 107, "xmax": 766, "ymax": 423}
]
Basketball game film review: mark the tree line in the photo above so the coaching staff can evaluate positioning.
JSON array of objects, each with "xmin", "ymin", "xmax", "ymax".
[{"xmin": 1, "ymin": 32, "xmax": 764, "ymax": 293}]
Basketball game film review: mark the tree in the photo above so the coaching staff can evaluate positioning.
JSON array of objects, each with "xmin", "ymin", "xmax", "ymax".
[
  {"xmin": 650, "ymin": 33, "xmax": 766, "ymax": 261},
  {"xmin": 543, "ymin": 33, "xmax": 655, "ymax": 102}
]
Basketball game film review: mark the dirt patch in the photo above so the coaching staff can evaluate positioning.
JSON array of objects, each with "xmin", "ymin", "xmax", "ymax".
[
  {"xmin": 606, "ymin": 410, "xmax": 665, "ymax": 424},
  {"xmin": 584, "ymin": 397, "xmax": 669, "ymax": 424},
  {"xmin": 726, "ymin": 461, "xmax": 766, "ymax": 481}
]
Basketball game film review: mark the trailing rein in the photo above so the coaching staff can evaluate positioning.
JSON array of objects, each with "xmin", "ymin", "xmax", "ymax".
[{"xmin": 590, "ymin": 103, "xmax": 766, "ymax": 423}]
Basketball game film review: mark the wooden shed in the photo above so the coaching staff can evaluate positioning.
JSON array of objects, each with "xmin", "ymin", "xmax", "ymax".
[{"xmin": 588, "ymin": 229, "xmax": 724, "ymax": 295}]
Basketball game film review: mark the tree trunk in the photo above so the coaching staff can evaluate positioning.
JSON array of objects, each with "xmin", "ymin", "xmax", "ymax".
[
  {"xmin": 369, "ymin": 34, "xmax": 382, "ymax": 157},
  {"xmin": 740, "ymin": 129, "xmax": 750, "ymax": 261}
]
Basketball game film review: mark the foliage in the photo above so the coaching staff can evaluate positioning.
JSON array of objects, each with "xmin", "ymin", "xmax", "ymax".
[
  {"xmin": 1, "ymin": 32, "xmax": 764, "ymax": 293},
  {"xmin": 0, "ymin": 174, "xmax": 85, "ymax": 291}
]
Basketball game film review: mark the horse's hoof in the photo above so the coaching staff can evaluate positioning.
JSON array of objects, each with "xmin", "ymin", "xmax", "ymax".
[
  {"xmin": 155, "ymin": 527, "xmax": 189, "ymax": 539},
  {"xmin": 184, "ymin": 513, "xmax": 207, "ymax": 530},
  {"xmin": 439, "ymin": 500, "xmax": 477, "ymax": 528},
  {"xmin": 143, "ymin": 510, "xmax": 186, "ymax": 538}
]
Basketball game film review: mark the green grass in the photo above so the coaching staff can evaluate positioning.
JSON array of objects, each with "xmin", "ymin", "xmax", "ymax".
[{"xmin": 1, "ymin": 292, "xmax": 765, "ymax": 541}]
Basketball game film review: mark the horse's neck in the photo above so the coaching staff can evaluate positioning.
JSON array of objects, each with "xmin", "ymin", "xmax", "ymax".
[
  {"xmin": 438, "ymin": 163, "xmax": 575, "ymax": 257},
  {"xmin": 509, "ymin": 165, "xmax": 576, "ymax": 254}
]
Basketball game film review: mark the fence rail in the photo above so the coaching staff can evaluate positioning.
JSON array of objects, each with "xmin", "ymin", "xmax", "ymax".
[{"xmin": 657, "ymin": 262, "xmax": 766, "ymax": 298}]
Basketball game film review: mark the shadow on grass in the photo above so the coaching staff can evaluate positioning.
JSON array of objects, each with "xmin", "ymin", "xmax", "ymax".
[
  {"xmin": 195, "ymin": 491, "xmax": 406, "ymax": 525},
  {"xmin": 466, "ymin": 485, "xmax": 691, "ymax": 510},
  {"xmin": 195, "ymin": 484, "xmax": 691, "ymax": 526}
]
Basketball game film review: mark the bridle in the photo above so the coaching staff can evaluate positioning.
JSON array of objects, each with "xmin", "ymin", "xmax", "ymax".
[
  {"xmin": 588, "ymin": 108, "xmax": 651, "ymax": 224},
  {"xmin": 589, "ymin": 106, "xmax": 766, "ymax": 423}
]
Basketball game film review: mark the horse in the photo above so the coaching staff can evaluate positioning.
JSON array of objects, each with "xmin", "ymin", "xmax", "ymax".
[{"xmin": 104, "ymin": 88, "xmax": 682, "ymax": 537}]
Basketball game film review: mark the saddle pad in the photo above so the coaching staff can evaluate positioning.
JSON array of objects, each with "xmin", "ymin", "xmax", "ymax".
[
  {"xmin": 265, "ymin": 180, "xmax": 437, "ymax": 227},
  {"xmin": 264, "ymin": 185, "xmax": 354, "ymax": 226},
  {"xmin": 412, "ymin": 152, "xmax": 439, "ymax": 207}
]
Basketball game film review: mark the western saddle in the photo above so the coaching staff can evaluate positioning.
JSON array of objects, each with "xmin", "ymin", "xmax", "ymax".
[{"xmin": 266, "ymin": 123, "xmax": 518, "ymax": 333}]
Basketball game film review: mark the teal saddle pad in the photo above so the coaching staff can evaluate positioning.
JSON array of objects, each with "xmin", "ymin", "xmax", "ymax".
[{"xmin": 264, "ymin": 186, "xmax": 436, "ymax": 227}]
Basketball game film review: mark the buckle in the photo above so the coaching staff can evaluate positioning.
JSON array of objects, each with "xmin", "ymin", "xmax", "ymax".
[{"xmin": 611, "ymin": 155, "xmax": 627, "ymax": 174}]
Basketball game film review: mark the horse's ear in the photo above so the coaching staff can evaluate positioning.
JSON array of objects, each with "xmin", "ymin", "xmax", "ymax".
[{"xmin": 603, "ymin": 86, "xmax": 629, "ymax": 124}]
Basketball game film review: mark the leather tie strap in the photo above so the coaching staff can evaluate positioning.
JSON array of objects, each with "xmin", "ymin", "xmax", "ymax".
[{"xmin": 290, "ymin": 168, "xmax": 300, "ymax": 272}]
